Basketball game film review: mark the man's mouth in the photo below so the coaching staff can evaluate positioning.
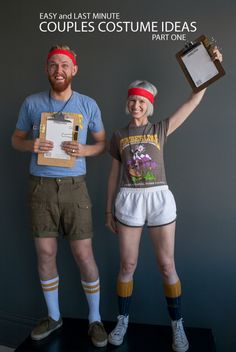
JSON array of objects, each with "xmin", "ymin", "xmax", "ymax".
[{"xmin": 55, "ymin": 75, "xmax": 65, "ymax": 81}]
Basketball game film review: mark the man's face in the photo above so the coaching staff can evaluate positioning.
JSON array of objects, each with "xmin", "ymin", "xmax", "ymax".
[{"xmin": 47, "ymin": 54, "xmax": 78, "ymax": 92}]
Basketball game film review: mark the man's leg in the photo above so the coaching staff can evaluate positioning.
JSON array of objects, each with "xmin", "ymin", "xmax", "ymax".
[
  {"xmin": 70, "ymin": 239, "xmax": 107, "ymax": 347},
  {"xmin": 31, "ymin": 237, "xmax": 62, "ymax": 341}
]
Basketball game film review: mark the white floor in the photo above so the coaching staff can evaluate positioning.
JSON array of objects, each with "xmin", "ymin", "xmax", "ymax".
[{"xmin": 0, "ymin": 347, "xmax": 14, "ymax": 352}]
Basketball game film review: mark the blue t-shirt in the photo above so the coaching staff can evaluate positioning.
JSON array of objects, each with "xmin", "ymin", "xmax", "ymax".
[{"xmin": 16, "ymin": 91, "xmax": 104, "ymax": 177}]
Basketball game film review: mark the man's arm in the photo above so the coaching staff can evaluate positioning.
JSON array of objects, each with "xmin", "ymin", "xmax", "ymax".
[
  {"xmin": 11, "ymin": 128, "xmax": 53, "ymax": 153},
  {"xmin": 12, "ymin": 129, "xmax": 33, "ymax": 152},
  {"xmin": 84, "ymin": 130, "xmax": 106, "ymax": 156}
]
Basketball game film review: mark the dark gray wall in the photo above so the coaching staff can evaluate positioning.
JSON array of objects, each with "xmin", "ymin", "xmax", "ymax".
[{"xmin": 1, "ymin": 0, "xmax": 235, "ymax": 350}]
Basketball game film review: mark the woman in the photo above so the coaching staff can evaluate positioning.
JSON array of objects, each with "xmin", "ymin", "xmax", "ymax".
[{"xmin": 106, "ymin": 48, "xmax": 222, "ymax": 351}]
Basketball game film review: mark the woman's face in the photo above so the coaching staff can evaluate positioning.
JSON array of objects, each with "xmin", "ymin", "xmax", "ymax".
[{"xmin": 127, "ymin": 96, "xmax": 149, "ymax": 120}]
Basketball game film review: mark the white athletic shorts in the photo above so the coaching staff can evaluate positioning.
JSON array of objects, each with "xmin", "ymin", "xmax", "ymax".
[{"xmin": 115, "ymin": 185, "xmax": 176, "ymax": 227}]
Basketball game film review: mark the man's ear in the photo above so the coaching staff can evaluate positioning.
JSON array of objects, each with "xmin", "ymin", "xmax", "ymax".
[{"xmin": 72, "ymin": 65, "xmax": 78, "ymax": 76}]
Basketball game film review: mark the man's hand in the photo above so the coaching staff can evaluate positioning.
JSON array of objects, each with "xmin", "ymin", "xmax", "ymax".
[
  {"xmin": 32, "ymin": 138, "xmax": 54, "ymax": 153},
  {"xmin": 61, "ymin": 141, "xmax": 88, "ymax": 157}
]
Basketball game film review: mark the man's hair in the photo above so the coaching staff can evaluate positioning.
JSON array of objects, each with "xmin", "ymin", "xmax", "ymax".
[
  {"xmin": 48, "ymin": 44, "xmax": 77, "ymax": 59},
  {"xmin": 126, "ymin": 80, "xmax": 158, "ymax": 116}
]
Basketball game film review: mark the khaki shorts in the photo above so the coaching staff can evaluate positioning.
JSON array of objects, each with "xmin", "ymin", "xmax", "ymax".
[{"xmin": 28, "ymin": 175, "xmax": 93, "ymax": 240}]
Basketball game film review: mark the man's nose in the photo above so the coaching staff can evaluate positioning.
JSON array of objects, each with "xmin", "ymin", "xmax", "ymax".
[{"xmin": 55, "ymin": 65, "xmax": 63, "ymax": 73}]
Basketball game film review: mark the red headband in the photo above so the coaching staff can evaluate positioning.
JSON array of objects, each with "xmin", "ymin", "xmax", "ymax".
[
  {"xmin": 128, "ymin": 87, "xmax": 154, "ymax": 104},
  {"xmin": 47, "ymin": 49, "xmax": 77, "ymax": 65}
]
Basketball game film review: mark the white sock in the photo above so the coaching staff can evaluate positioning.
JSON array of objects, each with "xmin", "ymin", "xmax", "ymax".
[
  {"xmin": 41, "ymin": 276, "xmax": 60, "ymax": 321},
  {"xmin": 81, "ymin": 278, "xmax": 101, "ymax": 324}
]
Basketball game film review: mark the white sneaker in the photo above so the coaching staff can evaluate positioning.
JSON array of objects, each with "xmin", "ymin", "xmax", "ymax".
[
  {"xmin": 171, "ymin": 318, "xmax": 189, "ymax": 352},
  {"xmin": 108, "ymin": 315, "xmax": 129, "ymax": 346}
]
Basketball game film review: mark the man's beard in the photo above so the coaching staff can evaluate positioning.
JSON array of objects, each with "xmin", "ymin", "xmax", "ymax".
[{"xmin": 48, "ymin": 75, "xmax": 73, "ymax": 93}]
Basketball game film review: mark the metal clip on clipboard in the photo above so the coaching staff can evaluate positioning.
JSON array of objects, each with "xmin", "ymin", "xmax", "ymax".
[
  {"xmin": 182, "ymin": 40, "xmax": 200, "ymax": 55},
  {"xmin": 47, "ymin": 111, "xmax": 72, "ymax": 123}
]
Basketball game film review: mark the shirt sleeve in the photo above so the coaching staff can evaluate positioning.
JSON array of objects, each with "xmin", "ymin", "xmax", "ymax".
[
  {"xmin": 88, "ymin": 100, "xmax": 104, "ymax": 133},
  {"xmin": 157, "ymin": 118, "xmax": 169, "ymax": 143},
  {"xmin": 16, "ymin": 98, "xmax": 32, "ymax": 132},
  {"xmin": 109, "ymin": 131, "xmax": 121, "ymax": 162}
]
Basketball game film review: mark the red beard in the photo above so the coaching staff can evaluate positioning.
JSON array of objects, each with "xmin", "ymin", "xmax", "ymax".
[{"xmin": 48, "ymin": 75, "xmax": 73, "ymax": 93}]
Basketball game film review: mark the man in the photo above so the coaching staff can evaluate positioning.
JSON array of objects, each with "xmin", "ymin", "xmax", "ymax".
[{"xmin": 12, "ymin": 45, "xmax": 107, "ymax": 348}]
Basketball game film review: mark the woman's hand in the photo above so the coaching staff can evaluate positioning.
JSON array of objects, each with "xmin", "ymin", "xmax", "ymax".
[
  {"xmin": 105, "ymin": 213, "xmax": 118, "ymax": 234},
  {"xmin": 211, "ymin": 46, "xmax": 223, "ymax": 62}
]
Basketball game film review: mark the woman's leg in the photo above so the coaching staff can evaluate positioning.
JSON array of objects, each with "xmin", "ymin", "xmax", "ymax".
[
  {"xmin": 117, "ymin": 223, "xmax": 142, "ymax": 315},
  {"xmin": 149, "ymin": 222, "xmax": 189, "ymax": 352},
  {"xmin": 149, "ymin": 222, "xmax": 181, "ymax": 318},
  {"xmin": 109, "ymin": 223, "xmax": 142, "ymax": 346}
]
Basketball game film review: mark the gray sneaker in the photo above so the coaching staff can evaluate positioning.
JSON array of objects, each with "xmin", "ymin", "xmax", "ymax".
[
  {"xmin": 88, "ymin": 321, "xmax": 108, "ymax": 347},
  {"xmin": 171, "ymin": 318, "xmax": 189, "ymax": 352},
  {"xmin": 31, "ymin": 316, "xmax": 63, "ymax": 341},
  {"xmin": 108, "ymin": 315, "xmax": 129, "ymax": 346}
]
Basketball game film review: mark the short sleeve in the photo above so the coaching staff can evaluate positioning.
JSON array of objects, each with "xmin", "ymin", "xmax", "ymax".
[
  {"xmin": 88, "ymin": 100, "xmax": 104, "ymax": 133},
  {"xmin": 157, "ymin": 118, "xmax": 169, "ymax": 142},
  {"xmin": 16, "ymin": 98, "xmax": 32, "ymax": 132}
]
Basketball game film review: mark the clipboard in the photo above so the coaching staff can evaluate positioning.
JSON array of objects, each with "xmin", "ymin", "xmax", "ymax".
[
  {"xmin": 176, "ymin": 35, "xmax": 225, "ymax": 92},
  {"xmin": 38, "ymin": 112, "xmax": 82, "ymax": 167}
]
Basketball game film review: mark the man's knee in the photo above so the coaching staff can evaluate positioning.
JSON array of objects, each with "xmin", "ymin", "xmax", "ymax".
[
  {"xmin": 37, "ymin": 244, "xmax": 57, "ymax": 265},
  {"xmin": 71, "ymin": 240, "xmax": 95, "ymax": 266}
]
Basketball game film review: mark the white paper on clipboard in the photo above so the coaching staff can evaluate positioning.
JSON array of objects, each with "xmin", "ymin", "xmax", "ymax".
[
  {"xmin": 44, "ymin": 117, "xmax": 74, "ymax": 160},
  {"xmin": 182, "ymin": 43, "xmax": 219, "ymax": 87}
]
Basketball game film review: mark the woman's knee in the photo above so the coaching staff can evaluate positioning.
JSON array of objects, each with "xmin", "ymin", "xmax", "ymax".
[
  {"xmin": 120, "ymin": 261, "xmax": 137, "ymax": 276},
  {"xmin": 159, "ymin": 261, "xmax": 176, "ymax": 279}
]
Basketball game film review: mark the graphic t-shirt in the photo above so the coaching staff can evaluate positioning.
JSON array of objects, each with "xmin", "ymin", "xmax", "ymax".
[{"xmin": 110, "ymin": 120, "xmax": 169, "ymax": 188}]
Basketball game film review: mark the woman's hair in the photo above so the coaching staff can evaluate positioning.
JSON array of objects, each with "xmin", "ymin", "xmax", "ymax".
[{"xmin": 126, "ymin": 80, "xmax": 158, "ymax": 116}]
